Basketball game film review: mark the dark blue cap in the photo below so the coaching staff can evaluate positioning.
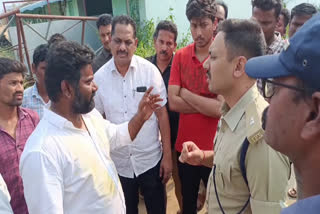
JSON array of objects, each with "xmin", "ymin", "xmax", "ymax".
[{"xmin": 245, "ymin": 13, "xmax": 320, "ymax": 91}]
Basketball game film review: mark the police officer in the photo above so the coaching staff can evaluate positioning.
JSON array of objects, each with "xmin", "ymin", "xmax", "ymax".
[
  {"xmin": 179, "ymin": 19, "xmax": 290, "ymax": 214},
  {"xmin": 245, "ymin": 14, "xmax": 320, "ymax": 214}
]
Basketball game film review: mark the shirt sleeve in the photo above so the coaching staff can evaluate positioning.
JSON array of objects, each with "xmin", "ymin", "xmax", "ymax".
[
  {"xmin": 246, "ymin": 139, "xmax": 291, "ymax": 213},
  {"xmin": 0, "ymin": 175, "xmax": 13, "ymax": 214},
  {"xmin": 104, "ymin": 120, "xmax": 132, "ymax": 151},
  {"xmin": 169, "ymin": 51, "xmax": 181, "ymax": 86},
  {"xmin": 150, "ymin": 64, "xmax": 167, "ymax": 107},
  {"xmin": 20, "ymin": 152, "xmax": 64, "ymax": 214}
]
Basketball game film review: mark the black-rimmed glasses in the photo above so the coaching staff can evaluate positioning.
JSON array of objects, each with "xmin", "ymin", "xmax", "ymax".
[{"xmin": 261, "ymin": 79, "xmax": 310, "ymax": 99}]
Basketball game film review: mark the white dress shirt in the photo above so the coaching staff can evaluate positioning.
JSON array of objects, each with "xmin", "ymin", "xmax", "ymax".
[
  {"xmin": 0, "ymin": 174, "xmax": 13, "ymax": 214},
  {"xmin": 94, "ymin": 55, "xmax": 167, "ymax": 178},
  {"xmin": 20, "ymin": 108, "xmax": 131, "ymax": 214}
]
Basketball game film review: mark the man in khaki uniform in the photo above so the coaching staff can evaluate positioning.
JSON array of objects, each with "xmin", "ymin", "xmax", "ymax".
[{"xmin": 179, "ymin": 19, "xmax": 290, "ymax": 214}]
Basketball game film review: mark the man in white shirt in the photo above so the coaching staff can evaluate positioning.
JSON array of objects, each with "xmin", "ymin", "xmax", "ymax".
[
  {"xmin": 20, "ymin": 41, "xmax": 163, "ymax": 214},
  {"xmin": 0, "ymin": 174, "xmax": 13, "ymax": 214},
  {"xmin": 94, "ymin": 15, "xmax": 171, "ymax": 214}
]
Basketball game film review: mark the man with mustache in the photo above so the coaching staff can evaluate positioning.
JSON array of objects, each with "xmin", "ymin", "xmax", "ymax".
[
  {"xmin": 245, "ymin": 13, "xmax": 320, "ymax": 214},
  {"xmin": 146, "ymin": 20, "xmax": 182, "ymax": 213},
  {"xmin": 94, "ymin": 15, "xmax": 171, "ymax": 214},
  {"xmin": 92, "ymin": 14, "xmax": 113, "ymax": 73},
  {"xmin": 180, "ymin": 19, "xmax": 290, "ymax": 214},
  {"xmin": 0, "ymin": 58, "xmax": 40, "ymax": 214},
  {"xmin": 168, "ymin": 0, "xmax": 222, "ymax": 213},
  {"xmin": 20, "ymin": 40, "xmax": 162, "ymax": 214}
]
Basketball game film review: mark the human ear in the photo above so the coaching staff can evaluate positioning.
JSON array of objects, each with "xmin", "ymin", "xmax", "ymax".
[
  {"xmin": 61, "ymin": 80, "xmax": 73, "ymax": 99},
  {"xmin": 301, "ymin": 92, "xmax": 320, "ymax": 141},
  {"xmin": 233, "ymin": 56, "xmax": 247, "ymax": 78}
]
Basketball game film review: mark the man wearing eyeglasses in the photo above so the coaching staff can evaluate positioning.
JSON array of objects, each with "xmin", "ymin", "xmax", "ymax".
[
  {"xmin": 179, "ymin": 18, "xmax": 290, "ymax": 214},
  {"xmin": 245, "ymin": 14, "xmax": 320, "ymax": 214}
]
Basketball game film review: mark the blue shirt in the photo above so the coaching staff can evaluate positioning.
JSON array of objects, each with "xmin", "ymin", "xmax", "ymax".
[
  {"xmin": 22, "ymin": 84, "xmax": 47, "ymax": 118},
  {"xmin": 281, "ymin": 195, "xmax": 320, "ymax": 214}
]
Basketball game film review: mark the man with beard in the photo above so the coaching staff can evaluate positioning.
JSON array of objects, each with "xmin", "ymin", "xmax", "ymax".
[
  {"xmin": 0, "ymin": 58, "xmax": 39, "ymax": 214},
  {"xmin": 179, "ymin": 19, "xmax": 290, "ymax": 214},
  {"xmin": 168, "ymin": 0, "xmax": 222, "ymax": 213},
  {"xmin": 92, "ymin": 14, "xmax": 113, "ymax": 73},
  {"xmin": 20, "ymin": 41, "xmax": 163, "ymax": 214},
  {"xmin": 245, "ymin": 14, "xmax": 320, "ymax": 214},
  {"xmin": 94, "ymin": 15, "xmax": 171, "ymax": 214}
]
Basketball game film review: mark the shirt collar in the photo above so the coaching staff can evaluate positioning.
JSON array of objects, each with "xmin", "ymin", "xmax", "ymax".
[
  {"xmin": 151, "ymin": 54, "xmax": 173, "ymax": 74},
  {"xmin": 222, "ymin": 85, "xmax": 259, "ymax": 132},
  {"xmin": 267, "ymin": 32, "xmax": 283, "ymax": 51},
  {"xmin": 0, "ymin": 107, "xmax": 27, "ymax": 133},
  {"xmin": 110, "ymin": 55, "xmax": 138, "ymax": 75},
  {"xmin": 191, "ymin": 43, "xmax": 197, "ymax": 60},
  {"xmin": 31, "ymin": 84, "xmax": 47, "ymax": 104},
  {"xmin": 42, "ymin": 108, "xmax": 80, "ymax": 130},
  {"xmin": 31, "ymin": 84, "xmax": 40, "ymax": 98}
]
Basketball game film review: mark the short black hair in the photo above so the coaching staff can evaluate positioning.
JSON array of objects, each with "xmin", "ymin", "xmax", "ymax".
[
  {"xmin": 48, "ymin": 33, "xmax": 66, "ymax": 48},
  {"xmin": 111, "ymin": 15, "xmax": 137, "ymax": 38},
  {"xmin": 33, "ymin": 44, "xmax": 48, "ymax": 67},
  {"xmin": 251, "ymin": 0, "xmax": 283, "ymax": 18},
  {"xmin": 280, "ymin": 8, "xmax": 290, "ymax": 27},
  {"xmin": 186, "ymin": 0, "xmax": 217, "ymax": 22},
  {"xmin": 0, "ymin": 57, "xmax": 26, "ymax": 80},
  {"xmin": 291, "ymin": 3, "xmax": 317, "ymax": 20},
  {"xmin": 45, "ymin": 41, "xmax": 94, "ymax": 102},
  {"xmin": 96, "ymin": 13, "xmax": 112, "ymax": 29},
  {"xmin": 153, "ymin": 20, "xmax": 178, "ymax": 42},
  {"xmin": 217, "ymin": 19, "xmax": 266, "ymax": 61},
  {"xmin": 216, "ymin": 0, "xmax": 228, "ymax": 19}
]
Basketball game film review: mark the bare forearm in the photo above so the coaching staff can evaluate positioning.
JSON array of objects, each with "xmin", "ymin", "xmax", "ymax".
[
  {"xmin": 201, "ymin": 150, "xmax": 214, "ymax": 168},
  {"xmin": 128, "ymin": 113, "xmax": 145, "ymax": 141},
  {"xmin": 169, "ymin": 95, "xmax": 198, "ymax": 114},
  {"xmin": 183, "ymin": 91, "xmax": 221, "ymax": 118}
]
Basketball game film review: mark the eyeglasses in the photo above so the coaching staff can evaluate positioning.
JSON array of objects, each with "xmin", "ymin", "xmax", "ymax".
[{"xmin": 261, "ymin": 79, "xmax": 309, "ymax": 98}]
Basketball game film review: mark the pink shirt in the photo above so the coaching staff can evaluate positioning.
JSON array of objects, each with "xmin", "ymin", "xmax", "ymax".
[{"xmin": 0, "ymin": 107, "xmax": 39, "ymax": 214}]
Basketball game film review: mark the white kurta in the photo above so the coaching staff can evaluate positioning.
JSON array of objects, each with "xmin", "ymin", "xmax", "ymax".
[{"xmin": 20, "ymin": 108, "xmax": 131, "ymax": 214}]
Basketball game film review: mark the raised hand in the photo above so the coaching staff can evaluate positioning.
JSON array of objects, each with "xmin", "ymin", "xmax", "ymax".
[{"xmin": 137, "ymin": 87, "xmax": 163, "ymax": 121}]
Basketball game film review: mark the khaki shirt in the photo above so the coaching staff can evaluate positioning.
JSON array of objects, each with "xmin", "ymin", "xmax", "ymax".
[{"xmin": 207, "ymin": 86, "xmax": 290, "ymax": 214}]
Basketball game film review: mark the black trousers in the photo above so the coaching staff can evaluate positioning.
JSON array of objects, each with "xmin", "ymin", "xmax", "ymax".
[
  {"xmin": 119, "ymin": 160, "xmax": 166, "ymax": 214},
  {"xmin": 177, "ymin": 152, "xmax": 212, "ymax": 214}
]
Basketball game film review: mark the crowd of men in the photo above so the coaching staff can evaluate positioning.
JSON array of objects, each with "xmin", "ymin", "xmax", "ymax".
[{"xmin": 0, "ymin": 0, "xmax": 319, "ymax": 214}]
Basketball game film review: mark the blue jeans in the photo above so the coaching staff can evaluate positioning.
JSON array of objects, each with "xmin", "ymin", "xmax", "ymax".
[{"xmin": 119, "ymin": 160, "xmax": 166, "ymax": 214}]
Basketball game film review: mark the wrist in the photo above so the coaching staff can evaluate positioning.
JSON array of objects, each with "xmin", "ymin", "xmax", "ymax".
[
  {"xmin": 200, "ymin": 150, "xmax": 205, "ymax": 165},
  {"xmin": 136, "ymin": 111, "xmax": 146, "ymax": 123}
]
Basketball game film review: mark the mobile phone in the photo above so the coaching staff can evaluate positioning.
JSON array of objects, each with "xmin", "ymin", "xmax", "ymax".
[{"xmin": 136, "ymin": 86, "xmax": 147, "ymax": 92}]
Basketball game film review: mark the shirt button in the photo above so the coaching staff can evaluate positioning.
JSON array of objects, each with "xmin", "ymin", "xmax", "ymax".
[
  {"xmin": 130, "ymin": 154, "xmax": 132, "ymax": 156},
  {"xmin": 124, "ymin": 95, "xmax": 126, "ymax": 98},
  {"xmin": 125, "ymin": 111, "xmax": 127, "ymax": 114}
]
